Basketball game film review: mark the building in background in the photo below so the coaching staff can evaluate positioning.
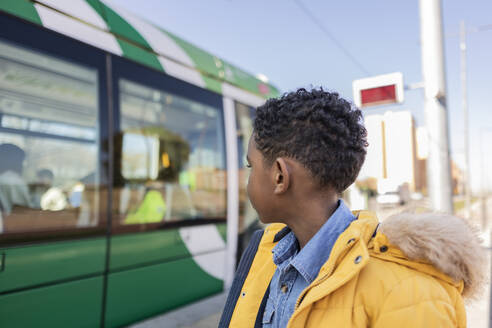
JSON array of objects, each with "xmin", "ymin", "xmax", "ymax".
[
  {"xmin": 359, "ymin": 114, "xmax": 385, "ymax": 181},
  {"xmin": 359, "ymin": 112, "xmax": 464, "ymax": 197},
  {"xmin": 383, "ymin": 111, "xmax": 417, "ymax": 191},
  {"xmin": 359, "ymin": 111, "xmax": 417, "ymax": 193},
  {"xmin": 415, "ymin": 126, "xmax": 428, "ymax": 194},
  {"xmin": 451, "ymin": 161, "xmax": 464, "ymax": 195},
  {"xmin": 414, "ymin": 126, "xmax": 463, "ymax": 196}
]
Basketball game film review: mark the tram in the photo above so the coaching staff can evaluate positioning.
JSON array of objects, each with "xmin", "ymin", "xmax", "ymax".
[{"xmin": 0, "ymin": 1, "xmax": 279, "ymax": 327}]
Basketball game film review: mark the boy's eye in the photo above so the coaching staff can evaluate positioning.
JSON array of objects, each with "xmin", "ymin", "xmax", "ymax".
[{"xmin": 245, "ymin": 163, "xmax": 252, "ymax": 168}]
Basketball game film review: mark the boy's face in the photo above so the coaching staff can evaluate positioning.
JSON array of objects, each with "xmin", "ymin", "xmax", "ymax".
[{"xmin": 246, "ymin": 136, "xmax": 277, "ymax": 223}]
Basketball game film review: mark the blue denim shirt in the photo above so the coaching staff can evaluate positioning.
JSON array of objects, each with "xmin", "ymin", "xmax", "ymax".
[{"xmin": 262, "ymin": 199, "xmax": 356, "ymax": 328}]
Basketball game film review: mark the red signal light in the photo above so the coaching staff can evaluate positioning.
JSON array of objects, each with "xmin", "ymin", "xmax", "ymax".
[{"xmin": 360, "ymin": 85, "xmax": 397, "ymax": 107}]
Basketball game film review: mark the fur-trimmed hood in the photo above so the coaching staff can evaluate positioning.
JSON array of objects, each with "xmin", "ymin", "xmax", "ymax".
[{"xmin": 378, "ymin": 212, "xmax": 488, "ymax": 300}]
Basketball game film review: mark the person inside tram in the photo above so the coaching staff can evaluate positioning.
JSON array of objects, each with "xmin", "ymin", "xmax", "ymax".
[
  {"xmin": 0, "ymin": 143, "xmax": 32, "ymax": 215},
  {"xmin": 30, "ymin": 168, "xmax": 54, "ymax": 208}
]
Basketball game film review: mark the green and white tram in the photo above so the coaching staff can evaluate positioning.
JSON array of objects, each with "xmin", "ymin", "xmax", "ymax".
[{"xmin": 0, "ymin": 1, "xmax": 279, "ymax": 326}]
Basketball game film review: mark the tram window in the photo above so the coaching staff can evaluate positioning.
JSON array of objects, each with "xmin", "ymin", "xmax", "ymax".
[
  {"xmin": 116, "ymin": 79, "xmax": 226, "ymax": 225},
  {"xmin": 235, "ymin": 102, "xmax": 259, "ymax": 251},
  {"xmin": 235, "ymin": 102, "xmax": 254, "ymax": 170},
  {"xmin": 0, "ymin": 39, "xmax": 100, "ymax": 234}
]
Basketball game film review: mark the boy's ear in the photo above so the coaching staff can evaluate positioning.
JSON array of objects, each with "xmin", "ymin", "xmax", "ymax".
[{"xmin": 273, "ymin": 158, "xmax": 290, "ymax": 194}]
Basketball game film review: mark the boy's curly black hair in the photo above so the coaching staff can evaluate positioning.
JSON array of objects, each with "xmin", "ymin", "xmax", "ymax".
[{"xmin": 253, "ymin": 88, "xmax": 368, "ymax": 193}]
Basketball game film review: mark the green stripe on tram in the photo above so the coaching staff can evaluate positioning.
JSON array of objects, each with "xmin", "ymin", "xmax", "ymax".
[
  {"xmin": 0, "ymin": 0, "xmax": 279, "ymax": 97},
  {"xmin": 0, "ymin": 0, "xmax": 41, "ymax": 24},
  {"xmin": 165, "ymin": 29, "xmax": 279, "ymax": 98},
  {"xmin": 86, "ymin": 0, "xmax": 163, "ymax": 72},
  {"xmin": 202, "ymin": 76, "xmax": 223, "ymax": 94},
  {"xmin": 164, "ymin": 30, "xmax": 224, "ymax": 93}
]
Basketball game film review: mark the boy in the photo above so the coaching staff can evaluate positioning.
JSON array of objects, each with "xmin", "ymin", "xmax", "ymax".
[{"xmin": 219, "ymin": 88, "xmax": 484, "ymax": 327}]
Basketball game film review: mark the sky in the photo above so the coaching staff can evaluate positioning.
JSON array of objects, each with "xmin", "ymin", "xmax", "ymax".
[{"xmin": 112, "ymin": 0, "xmax": 492, "ymax": 193}]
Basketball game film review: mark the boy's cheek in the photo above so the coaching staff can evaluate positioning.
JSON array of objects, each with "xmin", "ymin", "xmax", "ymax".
[
  {"xmin": 246, "ymin": 179, "xmax": 255, "ymax": 207},
  {"xmin": 247, "ymin": 179, "xmax": 262, "ymax": 213}
]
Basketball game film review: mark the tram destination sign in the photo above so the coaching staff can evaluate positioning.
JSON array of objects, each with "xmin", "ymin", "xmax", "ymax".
[{"xmin": 352, "ymin": 72, "xmax": 404, "ymax": 108}]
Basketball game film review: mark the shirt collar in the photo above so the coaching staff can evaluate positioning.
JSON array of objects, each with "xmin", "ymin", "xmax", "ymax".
[
  {"xmin": 271, "ymin": 199, "xmax": 356, "ymax": 283},
  {"xmin": 272, "ymin": 230, "xmax": 298, "ymax": 266}
]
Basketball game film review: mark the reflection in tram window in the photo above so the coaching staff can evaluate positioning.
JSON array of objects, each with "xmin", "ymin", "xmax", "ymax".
[
  {"xmin": 116, "ymin": 79, "xmax": 226, "ymax": 226},
  {"xmin": 235, "ymin": 102, "xmax": 262, "ymax": 257},
  {"xmin": 0, "ymin": 39, "xmax": 100, "ymax": 234},
  {"xmin": 0, "ymin": 144, "xmax": 32, "ymax": 214}
]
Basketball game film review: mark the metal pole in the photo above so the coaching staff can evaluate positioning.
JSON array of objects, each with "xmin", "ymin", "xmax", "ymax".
[
  {"xmin": 460, "ymin": 20, "xmax": 471, "ymax": 220},
  {"xmin": 419, "ymin": 0, "xmax": 454, "ymax": 213}
]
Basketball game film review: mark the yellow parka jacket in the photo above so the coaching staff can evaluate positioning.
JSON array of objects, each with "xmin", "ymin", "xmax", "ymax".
[{"xmin": 219, "ymin": 211, "xmax": 486, "ymax": 327}]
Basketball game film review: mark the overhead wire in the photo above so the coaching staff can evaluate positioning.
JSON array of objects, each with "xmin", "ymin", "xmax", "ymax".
[{"xmin": 293, "ymin": 0, "xmax": 372, "ymax": 76}]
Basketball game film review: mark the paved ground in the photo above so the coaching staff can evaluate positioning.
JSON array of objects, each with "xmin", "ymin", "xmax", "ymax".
[
  {"xmin": 129, "ymin": 292, "xmax": 226, "ymax": 328},
  {"xmin": 131, "ymin": 196, "xmax": 492, "ymax": 327}
]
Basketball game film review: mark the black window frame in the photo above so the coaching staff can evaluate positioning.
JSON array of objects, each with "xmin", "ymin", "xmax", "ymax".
[
  {"xmin": 0, "ymin": 12, "xmax": 109, "ymax": 247},
  {"xmin": 110, "ymin": 55, "xmax": 227, "ymax": 235}
]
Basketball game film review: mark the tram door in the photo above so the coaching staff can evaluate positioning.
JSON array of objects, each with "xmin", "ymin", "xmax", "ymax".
[{"xmin": 103, "ymin": 57, "xmax": 227, "ymax": 327}]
